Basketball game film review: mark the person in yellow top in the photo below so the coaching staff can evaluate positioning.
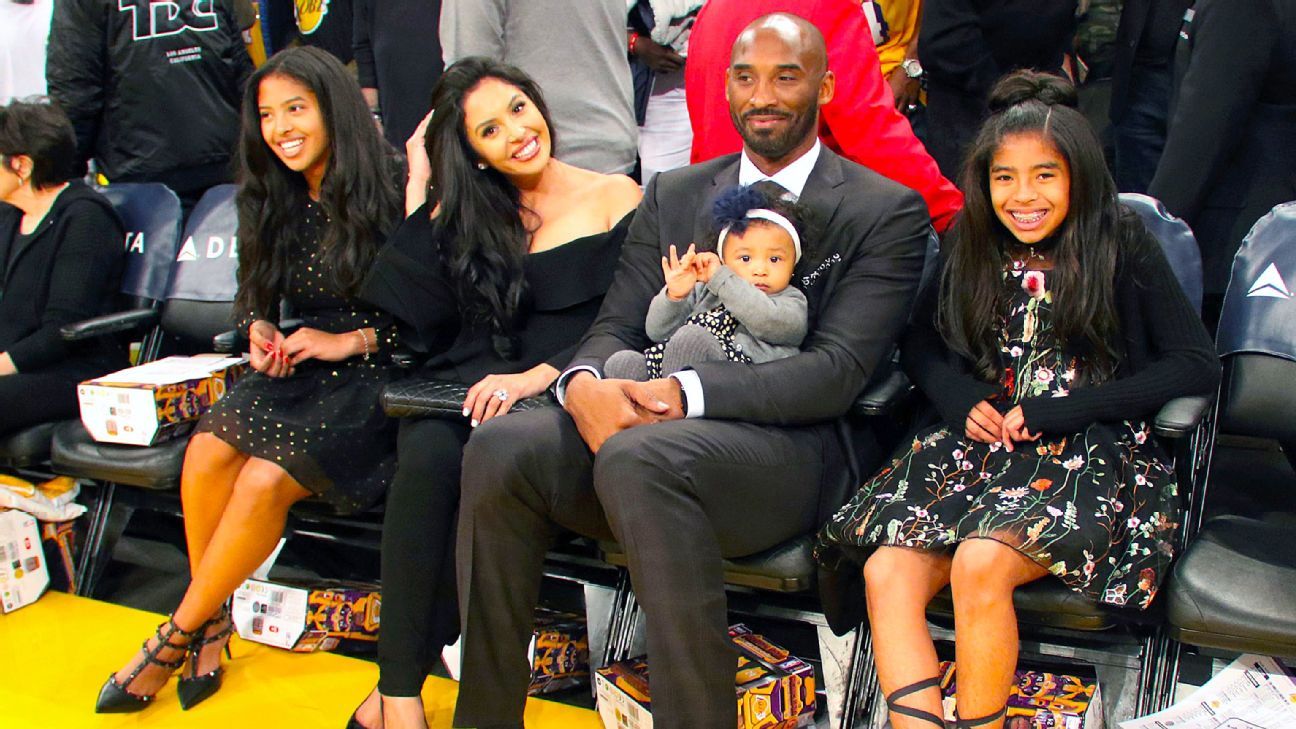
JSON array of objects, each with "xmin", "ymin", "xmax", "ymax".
[{"xmin": 873, "ymin": 0, "xmax": 925, "ymax": 112}]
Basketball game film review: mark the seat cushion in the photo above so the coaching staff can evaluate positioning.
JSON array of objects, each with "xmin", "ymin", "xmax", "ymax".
[
  {"xmin": 0, "ymin": 421, "xmax": 61, "ymax": 466},
  {"xmin": 602, "ymin": 535, "xmax": 815, "ymax": 593},
  {"xmin": 1166, "ymin": 515, "xmax": 1296, "ymax": 655},
  {"xmin": 50, "ymin": 420, "xmax": 186, "ymax": 490}
]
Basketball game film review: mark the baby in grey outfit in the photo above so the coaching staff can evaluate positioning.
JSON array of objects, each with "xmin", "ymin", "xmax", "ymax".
[{"xmin": 605, "ymin": 183, "xmax": 809, "ymax": 380}]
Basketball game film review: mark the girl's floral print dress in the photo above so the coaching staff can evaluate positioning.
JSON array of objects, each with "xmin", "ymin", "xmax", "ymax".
[{"xmin": 816, "ymin": 265, "xmax": 1181, "ymax": 609}]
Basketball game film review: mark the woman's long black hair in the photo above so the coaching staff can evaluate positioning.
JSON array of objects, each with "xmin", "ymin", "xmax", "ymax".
[
  {"xmin": 423, "ymin": 57, "xmax": 558, "ymax": 355},
  {"xmin": 233, "ymin": 46, "xmax": 401, "ymax": 321},
  {"xmin": 938, "ymin": 70, "xmax": 1123, "ymax": 381}
]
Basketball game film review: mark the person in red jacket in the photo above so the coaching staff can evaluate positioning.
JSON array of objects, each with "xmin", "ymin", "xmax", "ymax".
[{"xmin": 686, "ymin": 0, "xmax": 963, "ymax": 233}]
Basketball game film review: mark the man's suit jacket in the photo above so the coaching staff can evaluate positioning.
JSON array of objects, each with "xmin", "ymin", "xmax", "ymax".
[
  {"xmin": 684, "ymin": 0, "xmax": 964, "ymax": 234},
  {"xmin": 1148, "ymin": 0, "xmax": 1296, "ymax": 293},
  {"xmin": 568, "ymin": 148, "xmax": 931, "ymax": 519}
]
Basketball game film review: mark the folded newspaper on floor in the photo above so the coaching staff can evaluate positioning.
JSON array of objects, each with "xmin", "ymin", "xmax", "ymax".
[{"xmin": 1119, "ymin": 654, "xmax": 1296, "ymax": 729}]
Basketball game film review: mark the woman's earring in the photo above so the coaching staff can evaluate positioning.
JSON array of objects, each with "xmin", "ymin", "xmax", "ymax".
[{"xmin": 476, "ymin": 162, "xmax": 487, "ymax": 171}]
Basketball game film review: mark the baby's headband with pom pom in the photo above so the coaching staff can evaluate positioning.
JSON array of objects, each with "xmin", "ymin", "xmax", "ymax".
[
  {"xmin": 712, "ymin": 184, "xmax": 802, "ymax": 262},
  {"xmin": 717, "ymin": 210, "xmax": 802, "ymax": 262}
]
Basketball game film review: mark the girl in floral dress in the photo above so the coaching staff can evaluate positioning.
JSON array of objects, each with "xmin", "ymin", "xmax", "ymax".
[{"xmin": 815, "ymin": 71, "xmax": 1219, "ymax": 729}]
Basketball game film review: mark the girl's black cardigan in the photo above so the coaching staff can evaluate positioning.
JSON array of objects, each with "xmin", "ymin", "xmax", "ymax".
[{"xmin": 901, "ymin": 219, "xmax": 1221, "ymax": 435}]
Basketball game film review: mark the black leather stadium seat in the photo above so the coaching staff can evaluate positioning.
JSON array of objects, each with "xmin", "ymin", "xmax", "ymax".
[{"xmin": 1164, "ymin": 202, "xmax": 1296, "ymax": 666}]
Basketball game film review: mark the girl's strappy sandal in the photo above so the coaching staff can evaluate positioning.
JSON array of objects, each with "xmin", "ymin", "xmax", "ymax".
[
  {"xmin": 94, "ymin": 617, "xmax": 200, "ymax": 713},
  {"xmin": 885, "ymin": 676, "xmax": 946, "ymax": 728},
  {"xmin": 956, "ymin": 705, "xmax": 1007, "ymax": 728},
  {"xmin": 177, "ymin": 602, "xmax": 235, "ymax": 710}
]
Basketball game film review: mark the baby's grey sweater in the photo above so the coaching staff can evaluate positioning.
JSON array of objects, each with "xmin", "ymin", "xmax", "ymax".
[{"xmin": 645, "ymin": 266, "xmax": 809, "ymax": 364}]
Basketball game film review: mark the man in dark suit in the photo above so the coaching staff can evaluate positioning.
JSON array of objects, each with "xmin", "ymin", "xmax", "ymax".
[
  {"xmin": 1108, "ymin": 0, "xmax": 1193, "ymax": 193},
  {"xmin": 452, "ymin": 13, "xmax": 930, "ymax": 728},
  {"xmin": 1148, "ymin": 0, "xmax": 1296, "ymax": 319}
]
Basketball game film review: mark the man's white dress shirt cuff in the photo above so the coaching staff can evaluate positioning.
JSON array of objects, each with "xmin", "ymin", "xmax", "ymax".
[
  {"xmin": 557, "ymin": 365, "xmax": 704, "ymax": 419},
  {"xmin": 669, "ymin": 370, "xmax": 705, "ymax": 418},
  {"xmin": 554, "ymin": 365, "xmax": 601, "ymax": 406}
]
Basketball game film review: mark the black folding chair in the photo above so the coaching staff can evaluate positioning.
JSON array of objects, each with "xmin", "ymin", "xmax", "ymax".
[
  {"xmin": 51, "ymin": 184, "xmax": 240, "ymax": 597},
  {"xmin": 1164, "ymin": 201, "xmax": 1296, "ymax": 668}
]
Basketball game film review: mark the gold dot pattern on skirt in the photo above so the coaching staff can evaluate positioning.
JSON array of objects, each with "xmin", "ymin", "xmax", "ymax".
[{"xmin": 200, "ymin": 200, "xmax": 399, "ymax": 514}]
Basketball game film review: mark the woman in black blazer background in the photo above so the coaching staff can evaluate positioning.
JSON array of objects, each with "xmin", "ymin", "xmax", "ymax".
[{"xmin": 0, "ymin": 100, "xmax": 126, "ymax": 435}]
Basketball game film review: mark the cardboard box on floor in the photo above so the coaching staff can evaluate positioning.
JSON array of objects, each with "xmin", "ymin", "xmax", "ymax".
[
  {"xmin": 0, "ymin": 475, "xmax": 82, "ymax": 593},
  {"xmin": 938, "ymin": 661, "xmax": 1103, "ymax": 729},
  {"xmin": 0, "ymin": 510, "xmax": 50, "ymax": 613},
  {"xmin": 232, "ymin": 578, "xmax": 381, "ymax": 652},
  {"xmin": 441, "ymin": 607, "xmax": 591, "ymax": 696},
  {"xmin": 595, "ymin": 624, "xmax": 816, "ymax": 729},
  {"xmin": 77, "ymin": 355, "xmax": 247, "ymax": 446}
]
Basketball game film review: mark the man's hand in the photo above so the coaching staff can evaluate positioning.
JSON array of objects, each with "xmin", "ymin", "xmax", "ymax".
[
  {"xmin": 632, "ymin": 378, "xmax": 685, "ymax": 420},
  {"xmin": 662, "ymin": 244, "xmax": 699, "ymax": 301},
  {"xmin": 633, "ymin": 36, "xmax": 685, "ymax": 73},
  {"xmin": 362, "ymin": 87, "xmax": 383, "ymax": 134},
  {"xmin": 563, "ymin": 373, "xmax": 681, "ymax": 452},
  {"xmin": 887, "ymin": 68, "xmax": 920, "ymax": 111}
]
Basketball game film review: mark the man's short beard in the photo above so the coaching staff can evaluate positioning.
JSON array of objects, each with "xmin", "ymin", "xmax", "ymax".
[{"xmin": 731, "ymin": 107, "xmax": 819, "ymax": 161}]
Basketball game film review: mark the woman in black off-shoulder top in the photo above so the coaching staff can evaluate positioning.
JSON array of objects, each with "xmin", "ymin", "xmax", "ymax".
[{"xmin": 346, "ymin": 57, "xmax": 641, "ymax": 729}]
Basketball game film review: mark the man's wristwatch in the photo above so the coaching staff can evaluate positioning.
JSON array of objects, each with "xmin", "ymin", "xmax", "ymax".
[{"xmin": 901, "ymin": 58, "xmax": 924, "ymax": 79}]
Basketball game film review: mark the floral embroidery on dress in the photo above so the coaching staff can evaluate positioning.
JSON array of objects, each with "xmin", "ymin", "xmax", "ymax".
[{"xmin": 816, "ymin": 267, "xmax": 1180, "ymax": 610}]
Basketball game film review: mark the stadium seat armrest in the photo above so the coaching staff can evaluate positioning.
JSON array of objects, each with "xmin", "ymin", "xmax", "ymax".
[
  {"xmin": 1154, "ymin": 395, "xmax": 1211, "ymax": 438},
  {"xmin": 212, "ymin": 329, "xmax": 242, "ymax": 353},
  {"xmin": 851, "ymin": 369, "xmax": 913, "ymax": 417},
  {"xmin": 60, "ymin": 308, "xmax": 159, "ymax": 341}
]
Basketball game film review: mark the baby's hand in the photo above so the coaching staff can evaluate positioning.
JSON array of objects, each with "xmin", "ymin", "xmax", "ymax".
[
  {"xmin": 692, "ymin": 252, "xmax": 722, "ymax": 284},
  {"xmin": 662, "ymin": 244, "xmax": 699, "ymax": 301}
]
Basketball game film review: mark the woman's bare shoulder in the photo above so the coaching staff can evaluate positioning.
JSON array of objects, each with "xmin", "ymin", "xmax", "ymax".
[{"xmin": 592, "ymin": 172, "xmax": 642, "ymax": 222}]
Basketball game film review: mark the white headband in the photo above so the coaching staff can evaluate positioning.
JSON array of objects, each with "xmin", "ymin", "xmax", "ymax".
[{"xmin": 716, "ymin": 209, "xmax": 802, "ymax": 262}]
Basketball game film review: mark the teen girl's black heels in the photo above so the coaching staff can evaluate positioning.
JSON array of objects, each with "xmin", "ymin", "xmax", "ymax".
[
  {"xmin": 176, "ymin": 603, "xmax": 235, "ymax": 710},
  {"xmin": 94, "ymin": 617, "xmax": 200, "ymax": 713}
]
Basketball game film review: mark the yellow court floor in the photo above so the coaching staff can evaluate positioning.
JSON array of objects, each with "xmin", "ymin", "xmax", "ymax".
[{"xmin": 0, "ymin": 591, "xmax": 604, "ymax": 729}]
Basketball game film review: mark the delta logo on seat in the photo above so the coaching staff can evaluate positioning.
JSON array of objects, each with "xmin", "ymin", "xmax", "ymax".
[
  {"xmin": 1246, "ymin": 263, "xmax": 1293, "ymax": 299},
  {"xmin": 175, "ymin": 235, "xmax": 238, "ymax": 262}
]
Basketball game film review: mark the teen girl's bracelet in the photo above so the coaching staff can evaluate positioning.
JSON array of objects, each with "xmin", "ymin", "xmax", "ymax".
[{"xmin": 355, "ymin": 329, "xmax": 372, "ymax": 361}]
